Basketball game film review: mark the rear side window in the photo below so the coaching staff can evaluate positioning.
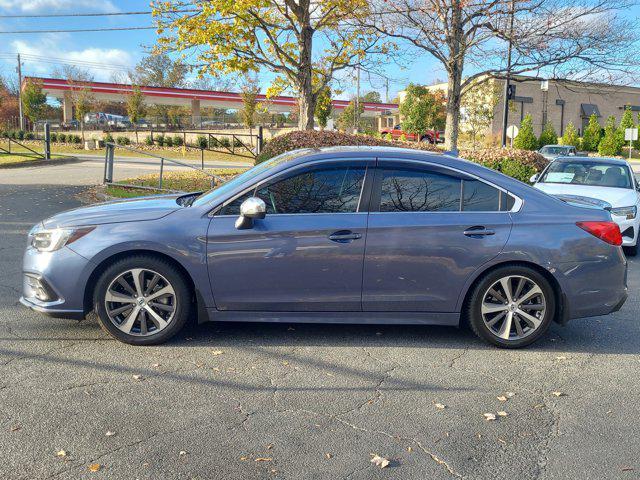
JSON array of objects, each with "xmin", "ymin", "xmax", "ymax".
[
  {"xmin": 379, "ymin": 168, "xmax": 461, "ymax": 212},
  {"xmin": 462, "ymin": 179, "xmax": 500, "ymax": 211}
]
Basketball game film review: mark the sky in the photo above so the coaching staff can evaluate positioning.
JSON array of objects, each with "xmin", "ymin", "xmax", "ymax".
[{"xmin": 0, "ymin": 0, "xmax": 638, "ymax": 102}]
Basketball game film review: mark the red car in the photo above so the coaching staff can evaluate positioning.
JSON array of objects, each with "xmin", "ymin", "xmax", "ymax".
[{"xmin": 380, "ymin": 124, "xmax": 443, "ymax": 144}]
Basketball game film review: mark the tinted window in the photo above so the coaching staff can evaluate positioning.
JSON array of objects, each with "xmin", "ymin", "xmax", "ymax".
[
  {"xmin": 218, "ymin": 190, "xmax": 253, "ymax": 216},
  {"xmin": 379, "ymin": 168, "xmax": 461, "ymax": 212},
  {"xmin": 462, "ymin": 179, "xmax": 500, "ymax": 211},
  {"xmin": 255, "ymin": 166, "xmax": 365, "ymax": 214}
]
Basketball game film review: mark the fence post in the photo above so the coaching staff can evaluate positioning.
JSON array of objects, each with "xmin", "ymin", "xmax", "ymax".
[
  {"xmin": 201, "ymin": 148, "xmax": 204, "ymax": 169},
  {"xmin": 256, "ymin": 126, "xmax": 263, "ymax": 156},
  {"xmin": 44, "ymin": 123, "xmax": 51, "ymax": 160},
  {"xmin": 104, "ymin": 143, "xmax": 114, "ymax": 184},
  {"xmin": 159, "ymin": 157, "xmax": 164, "ymax": 190}
]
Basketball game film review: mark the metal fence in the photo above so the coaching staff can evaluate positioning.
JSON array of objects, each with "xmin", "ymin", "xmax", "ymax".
[{"xmin": 0, "ymin": 124, "xmax": 50, "ymax": 159}]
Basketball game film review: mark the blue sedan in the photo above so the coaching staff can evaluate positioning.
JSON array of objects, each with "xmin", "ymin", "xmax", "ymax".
[{"xmin": 20, "ymin": 147, "xmax": 628, "ymax": 348}]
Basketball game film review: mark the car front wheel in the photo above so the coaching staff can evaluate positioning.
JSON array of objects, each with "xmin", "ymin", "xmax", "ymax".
[
  {"xmin": 94, "ymin": 256, "xmax": 192, "ymax": 345},
  {"xmin": 467, "ymin": 266, "xmax": 555, "ymax": 348}
]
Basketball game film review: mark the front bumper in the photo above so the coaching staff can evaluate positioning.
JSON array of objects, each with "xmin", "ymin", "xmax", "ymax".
[{"xmin": 21, "ymin": 244, "xmax": 93, "ymax": 319}]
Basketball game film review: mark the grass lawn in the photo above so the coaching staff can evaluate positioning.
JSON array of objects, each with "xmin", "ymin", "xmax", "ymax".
[
  {"xmin": 50, "ymin": 144, "xmax": 254, "ymax": 164},
  {"xmin": 0, "ymin": 153, "xmax": 68, "ymax": 167},
  {"xmin": 105, "ymin": 168, "xmax": 248, "ymax": 198}
]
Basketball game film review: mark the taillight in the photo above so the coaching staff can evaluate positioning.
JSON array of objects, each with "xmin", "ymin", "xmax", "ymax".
[{"xmin": 576, "ymin": 221, "xmax": 622, "ymax": 246}]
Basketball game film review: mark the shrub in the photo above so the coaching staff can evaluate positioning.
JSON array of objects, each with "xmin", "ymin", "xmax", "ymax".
[
  {"xmin": 218, "ymin": 137, "xmax": 231, "ymax": 148},
  {"xmin": 50, "ymin": 132, "xmax": 58, "ymax": 142},
  {"xmin": 71, "ymin": 134, "xmax": 82, "ymax": 144},
  {"xmin": 384, "ymin": 132, "xmax": 392, "ymax": 141},
  {"xmin": 104, "ymin": 133, "xmax": 115, "ymax": 144},
  {"xmin": 145, "ymin": 135, "xmax": 154, "ymax": 146},
  {"xmin": 196, "ymin": 135, "xmax": 208, "ymax": 149},
  {"xmin": 156, "ymin": 135, "xmax": 165, "ymax": 147},
  {"xmin": 538, "ymin": 121, "xmax": 557, "ymax": 147},
  {"xmin": 116, "ymin": 136, "xmax": 130, "ymax": 146},
  {"xmin": 165, "ymin": 136, "xmax": 174, "ymax": 147},
  {"xmin": 173, "ymin": 135, "xmax": 184, "ymax": 146},
  {"xmin": 255, "ymin": 130, "xmax": 439, "ymax": 164},
  {"xmin": 459, "ymin": 148, "xmax": 548, "ymax": 183},
  {"xmin": 561, "ymin": 122, "xmax": 580, "ymax": 149},
  {"xmin": 233, "ymin": 137, "xmax": 244, "ymax": 148},
  {"xmin": 598, "ymin": 116, "xmax": 623, "ymax": 156},
  {"xmin": 581, "ymin": 114, "xmax": 601, "ymax": 151},
  {"xmin": 513, "ymin": 114, "xmax": 538, "ymax": 150},
  {"xmin": 16, "ymin": 130, "xmax": 25, "ymax": 140},
  {"xmin": 58, "ymin": 133, "xmax": 67, "ymax": 143},
  {"xmin": 25, "ymin": 132, "xmax": 35, "ymax": 140}
]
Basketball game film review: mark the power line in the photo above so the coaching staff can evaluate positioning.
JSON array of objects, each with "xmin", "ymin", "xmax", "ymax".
[
  {"xmin": 0, "ymin": 26, "xmax": 156, "ymax": 34},
  {"xmin": 0, "ymin": 10, "xmax": 196, "ymax": 18}
]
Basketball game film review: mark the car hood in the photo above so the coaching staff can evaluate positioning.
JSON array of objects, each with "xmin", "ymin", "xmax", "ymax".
[
  {"xmin": 534, "ymin": 183, "xmax": 637, "ymax": 208},
  {"xmin": 42, "ymin": 194, "xmax": 184, "ymax": 228}
]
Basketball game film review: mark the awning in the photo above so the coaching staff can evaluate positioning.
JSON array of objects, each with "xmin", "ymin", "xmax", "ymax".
[{"xmin": 580, "ymin": 104, "xmax": 601, "ymax": 117}]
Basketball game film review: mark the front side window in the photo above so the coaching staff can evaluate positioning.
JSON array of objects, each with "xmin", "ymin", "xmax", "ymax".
[{"xmin": 379, "ymin": 168, "xmax": 461, "ymax": 212}]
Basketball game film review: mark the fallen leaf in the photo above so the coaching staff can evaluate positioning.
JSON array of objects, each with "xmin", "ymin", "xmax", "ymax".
[
  {"xmin": 483, "ymin": 413, "xmax": 497, "ymax": 421},
  {"xmin": 56, "ymin": 450, "xmax": 67, "ymax": 457},
  {"xmin": 551, "ymin": 391, "xmax": 566, "ymax": 397},
  {"xmin": 435, "ymin": 403, "xmax": 446, "ymax": 410},
  {"xmin": 88, "ymin": 463, "xmax": 101, "ymax": 472},
  {"xmin": 240, "ymin": 456, "xmax": 248, "ymax": 461},
  {"xmin": 151, "ymin": 363, "xmax": 160, "ymax": 368},
  {"xmin": 325, "ymin": 453, "xmax": 332, "ymax": 459},
  {"xmin": 287, "ymin": 326, "xmax": 295, "ymax": 331},
  {"xmin": 506, "ymin": 392, "xmax": 515, "ymax": 398},
  {"xmin": 179, "ymin": 451, "xmax": 187, "ymax": 456},
  {"xmin": 105, "ymin": 431, "xmax": 116, "ymax": 437},
  {"xmin": 498, "ymin": 438, "xmax": 506, "ymax": 444},
  {"xmin": 212, "ymin": 350, "xmax": 224, "ymax": 356},
  {"xmin": 266, "ymin": 444, "xmax": 273, "ymax": 450},
  {"xmin": 10, "ymin": 425, "xmax": 21, "ymax": 432},
  {"xmin": 132, "ymin": 375, "xmax": 143, "ymax": 380},
  {"xmin": 555, "ymin": 356, "xmax": 567, "ymax": 360},
  {"xmin": 255, "ymin": 457, "xmax": 272, "ymax": 462},
  {"xmin": 621, "ymin": 467, "xmax": 635, "ymax": 472},
  {"xmin": 497, "ymin": 395, "xmax": 508, "ymax": 402},
  {"xmin": 370, "ymin": 454, "xmax": 390, "ymax": 469},
  {"xmin": 407, "ymin": 446, "xmax": 413, "ymax": 453},
  {"xmin": 497, "ymin": 411, "xmax": 508, "ymax": 417}
]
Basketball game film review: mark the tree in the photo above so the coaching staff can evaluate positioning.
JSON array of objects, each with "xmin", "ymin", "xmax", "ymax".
[
  {"xmin": 240, "ymin": 76, "xmax": 260, "ymax": 143},
  {"xmin": 618, "ymin": 107, "xmax": 634, "ymax": 154},
  {"xmin": 561, "ymin": 122, "xmax": 580, "ymax": 148},
  {"xmin": 598, "ymin": 116, "xmax": 623, "ymax": 156},
  {"xmin": 336, "ymin": 99, "xmax": 364, "ymax": 132},
  {"xmin": 69, "ymin": 82, "xmax": 94, "ymax": 142},
  {"xmin": 581, "ymin": 114, "xmax": 602, "ymax": 152},
  {"xmin": 461, "ymin": 79, "xmax": 499, "ymax": 148},
  {"xmin": 0, "ymin": 79, "xmax": 19, "ymax": 129},
  {"xmin": 152, "ymin": 1, "xmax": 384, "ymax": 131},
  {"xmin": 538, "ymin": 122, "xmax": 558, "ymax": 147},
  {"xmin": 363, "ymin": 0, "xmax": 639, "ymax": 151},
  {"xmin": 362, "ymin": 91, "xmax": 382, "ymax": 103},
  {"xmin": 315, "ymin": 87, "xmax": 333, "ymax": 130},
  {"xmin": 399, "ymin": 84, "xmax": 446, "ymax": 140},
  {"xmin": 513, "ymin": 114, "xmax": 538, "ymax": 150},
  {"xmin": 126, "ymin": 86, "xmax": 145, "ymax": 144},
  {"xmin": 21, "ymin": 80, "xmax": 47, "ymax": 127}
]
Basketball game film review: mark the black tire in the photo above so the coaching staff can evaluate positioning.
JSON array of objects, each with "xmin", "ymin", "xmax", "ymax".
[
  {"xmin": 94, "ymin": 255, "xmax": 192, "ymax": 345},
  {"xmin": 624, "ymin": 242, "xmax": 638, "ymax": 257},
  {"xmin": 466, "ymin": 265, "xmax": 556, "ymax": 348}
]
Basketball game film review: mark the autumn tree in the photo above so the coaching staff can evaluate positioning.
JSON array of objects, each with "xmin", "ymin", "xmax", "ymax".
[
  {"xmin": 461, "ymin": 79, "xmax": 499, "ymax": 148},
  {"xmin": 399, "ymin": 84, "xmax": 446, "ymax": 140},
  {"xmin": 315, "ymin": 87, "xmax": 333, "ymax": 130},
  {"xmin": 0, "ymin": 79, "xmax": 19, "ymax": 129},
  {"xmin": 69, "ymin": 82, "xmax": 94, "ymax": 142},
  {"xmin": 126, "ymin": 86, "xmax": 146, "ymax": 144},
  {"xmin": 363, "ymin": 0, "xmax": 639, "ymax": 151},
  {"xmin": 240, "ymin": 76, "xmax": 260, "ymax": 143},
  {"xmin": 152, "ymin": 0, "xmax": 384, "ymax": 130},
  {"xmin": 21, "ymin": 80, "xmax": 47, "ymax": 128},
  {"xmin": 336, "ymin": 98, "xmax": 364, "ymax": 132}
]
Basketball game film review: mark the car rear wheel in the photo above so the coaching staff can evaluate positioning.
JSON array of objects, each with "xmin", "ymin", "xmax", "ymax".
[
  {"xmin": 467, "ymin": 266, "xmax": 555, "ymax": 348},
  {"xmin": 94, "ymin": 256, "xmax": 191, "ymax": 345},
  {"xmin": 624, "ymin": 242, "xmax": 638, "ymax": 257}
]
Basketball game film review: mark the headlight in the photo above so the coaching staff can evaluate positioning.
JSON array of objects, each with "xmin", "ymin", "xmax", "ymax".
[
  {"xmin": 610, "ymin": 206, "xmax": 637, "ymax": 220},
  {"xmin": 28, "ymin": 225, "xmax": 95, "ymax": 252}
]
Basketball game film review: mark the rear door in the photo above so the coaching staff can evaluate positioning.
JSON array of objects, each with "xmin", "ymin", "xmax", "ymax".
[{"xmin": 362, "ymin": 159, "xmax": 514, "ymax": 312}]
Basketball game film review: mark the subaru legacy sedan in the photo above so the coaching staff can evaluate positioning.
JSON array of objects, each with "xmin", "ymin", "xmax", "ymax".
[{"xmin": 21, "ymin": 147, "xmax": 627, "ymax": 348}]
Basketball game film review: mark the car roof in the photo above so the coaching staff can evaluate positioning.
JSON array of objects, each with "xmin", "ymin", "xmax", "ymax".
[
  {"xmin": 542, "ymin": 145, "xmax": 572, "ymax": 148},
  {"xmin": 553, "ymin": 156, "xmax": 630, "ymax": 166}
]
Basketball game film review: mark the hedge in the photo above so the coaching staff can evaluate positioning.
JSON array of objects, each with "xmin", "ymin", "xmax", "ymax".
[
  {"xmin": 255, "ymin": 130, "xmax": 439, "ymax": 164},
  {"xmin": 459, "ymin": 148, "xmax": 548, "ymax": 183}
]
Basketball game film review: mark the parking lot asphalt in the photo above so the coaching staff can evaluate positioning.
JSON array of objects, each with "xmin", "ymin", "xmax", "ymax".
[{"xmin": 1, "ymin": 182, "xmax": 639, "ymax": 480}]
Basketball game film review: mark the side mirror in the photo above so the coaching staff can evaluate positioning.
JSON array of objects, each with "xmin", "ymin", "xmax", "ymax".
[
  {"xmin": 235, "ymin": 197, "xmax": 266, "ymax": 230},
  {"xmin": 529, "ymin": 173, "xmax": 539, "ymax": 183}
]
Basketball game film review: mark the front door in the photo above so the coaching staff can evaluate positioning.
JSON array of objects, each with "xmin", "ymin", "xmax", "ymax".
[
  {"xmin": 207, "ymin": 161, "xmax": 372, "ymax": 312},
  {"xmin": 363, "ymin": 161, "xmax": 514, "ymax": 312}
]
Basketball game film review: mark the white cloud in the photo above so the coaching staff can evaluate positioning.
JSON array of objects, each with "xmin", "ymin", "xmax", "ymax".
[
  {"xmin": 11, "ymin": 38, "xmax": 135, "ymax": 82},
  {"xmin": 0, "ymin": 0, "xmax": 117, "ymax": 13}
]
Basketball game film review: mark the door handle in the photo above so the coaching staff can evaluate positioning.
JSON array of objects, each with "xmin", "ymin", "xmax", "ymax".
[
  {"xmin": 328, "ymin": 230, "xmax": 362, "ymax": 243},
  {"xmin": 463, "ymin": 226, "xmax": 495, "ymax": 237}
]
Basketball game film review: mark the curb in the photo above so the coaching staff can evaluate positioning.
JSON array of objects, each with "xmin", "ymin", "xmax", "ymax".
[{"xmin": 0, "ymin": 156, "xmax": 83, "ymax": 169}]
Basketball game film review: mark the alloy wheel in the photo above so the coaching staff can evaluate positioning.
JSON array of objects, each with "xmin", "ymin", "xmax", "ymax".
[
  {"xmin": 104, "ymin": 268, "xmax": 177, "ymax": 336},
  {"xmin": 481, "ymin": 275, "xmax": 546, "ymax": 341}
]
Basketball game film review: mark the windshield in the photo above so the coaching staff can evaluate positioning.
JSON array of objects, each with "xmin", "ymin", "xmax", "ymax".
[
  {"xmin": 191, "ymin": 149, "xmax": 314, "ymax": 207},
  {"xmin": 539, "ymin": 161, "xmax": 632, "ymax": 188},
  {"xmin": 540, "ymin": 146, "xmax": 571, "ymax": 155}
]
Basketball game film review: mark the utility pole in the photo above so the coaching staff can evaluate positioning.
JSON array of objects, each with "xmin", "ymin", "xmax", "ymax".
[
  {"xmin": 385, "ymin": 77, "xmax": 389, "ymax": 104},
  {"xmin": 500, "ymin": 0, "xmax": 515, "ymax": 148},
  {"xmin": 17, "ymin": 54, "xmax": 24, "ymax": 130},
  {"xmin": 354, "ymin": 64, "xmax": 360, "ymax": 132}
]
